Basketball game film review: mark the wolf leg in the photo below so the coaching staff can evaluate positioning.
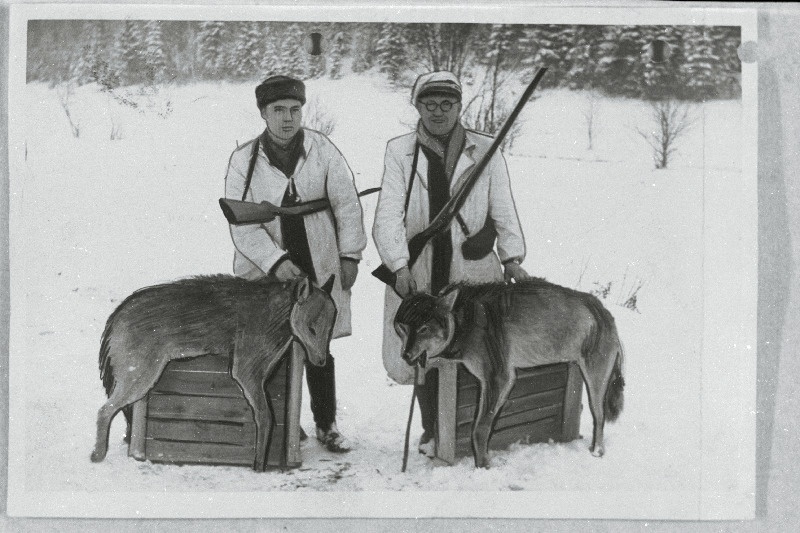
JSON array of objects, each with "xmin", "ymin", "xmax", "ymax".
[
  {"xmin": 233, "ymin": 366, "xmax": 272, "ymax": 471},
  {"xmin": 578, "ymin": 359, "xmax": 607, "ymax": 457},
  {"xmin": 472, "ymin": 375, "xmax": 515, "ymax": 468},
  {"xmin": 91, "ymin": 366, "xmax": 159, "ymax": 462}
]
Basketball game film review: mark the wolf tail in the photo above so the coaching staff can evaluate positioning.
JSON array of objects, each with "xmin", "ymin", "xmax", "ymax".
[{"xmin": 604, "ymin": 345, "xmax": 625, "ymax": 422}]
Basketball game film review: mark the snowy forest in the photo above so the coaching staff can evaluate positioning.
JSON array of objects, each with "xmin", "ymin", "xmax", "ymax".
[{"xmin": 27, "ymin": 20, "xmax": 742, "ymax": 101}]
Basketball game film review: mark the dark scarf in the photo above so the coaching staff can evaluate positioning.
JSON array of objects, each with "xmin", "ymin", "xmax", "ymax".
[
  {"xmin": 261, "ymin": 128, "xmax": 316, "ymax": 282},
  {"xmin": 261, "ymin": 128, "xmax": 306, "ymax": 179},
  {"xmin": 416, "ymin": 121, "xmax": 466, "ymax": 181},
  {"xmin": 416, "ymin": 121, "xmax": 466, "ymax": 293}
]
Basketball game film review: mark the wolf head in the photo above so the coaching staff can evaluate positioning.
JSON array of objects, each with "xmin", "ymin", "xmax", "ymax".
[
  {"xmin": 394, "ymin": 289, "xmax": 459, "ymax": 367},
  {"xmin": 290, "ymin": 276, "xmax": 337, "ymax": 367}
]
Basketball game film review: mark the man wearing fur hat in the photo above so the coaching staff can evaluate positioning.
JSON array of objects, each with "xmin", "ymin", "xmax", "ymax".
[
  {"xmin": 373, "ymin": 71, "xmax": 530, "ymax": 457},
  {"xmin": 225, "ymin": 75, "xmax": 366, "ymax": 453}
]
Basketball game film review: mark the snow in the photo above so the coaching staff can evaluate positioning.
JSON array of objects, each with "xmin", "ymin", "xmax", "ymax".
[{"xmin": 12, "ymin": 73, "xmax": 740, "ymax": 496}]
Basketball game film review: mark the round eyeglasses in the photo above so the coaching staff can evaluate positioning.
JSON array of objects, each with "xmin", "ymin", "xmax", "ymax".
[{"xmin": 420, "ymin": 100, "xmax": 456, "ymax": 112}]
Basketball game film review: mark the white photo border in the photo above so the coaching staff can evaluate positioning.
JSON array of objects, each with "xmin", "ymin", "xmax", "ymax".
[{"xmin": 6, "ymin": 3, "xmax": 758, "ymax": 519}]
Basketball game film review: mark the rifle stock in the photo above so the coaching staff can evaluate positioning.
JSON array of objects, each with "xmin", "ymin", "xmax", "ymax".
[{"xmin": 220, "ymin": 187, "xmax": 381, "ymax": 226}]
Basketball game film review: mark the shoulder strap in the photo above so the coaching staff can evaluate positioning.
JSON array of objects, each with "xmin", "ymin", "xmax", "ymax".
[
  {"xmin": 403, "ymin": 142, "xmax": 420, "ymax": 218},
  {"xmin": 241, "ymin": 138, "xmax": 260, "ymax": 201}
]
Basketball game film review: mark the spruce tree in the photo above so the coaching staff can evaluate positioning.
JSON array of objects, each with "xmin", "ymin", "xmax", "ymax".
[
  {"xmin": 680, "ymin": 25, "xmax": 718, "ymax": 101},
  {"xmin": 328, "ymin": 30, "xmax": 347, "ymax": 79},
  {"xmin": 143, "ymin": 20, "xmax": 168, "ymax": 84},
  {"xmin": 376, "ymin": 23, "xmax": 406, "ymax": 83},
  {"xmin": 197, "ymin": 21, "xmax": 227, "ymax": 80},
  {"xmin": 117, "ymin": 20, "xmax": 147, "ymax": 85}
]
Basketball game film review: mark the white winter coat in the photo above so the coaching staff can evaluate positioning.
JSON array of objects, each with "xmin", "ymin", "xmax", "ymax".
[
  {"xmin": 372, "ymin": 129, "xmax": 526, "ymax": 384},
  {"xmin": 225, "ymin": 128, "xmax": 367, "ymax": 339}
]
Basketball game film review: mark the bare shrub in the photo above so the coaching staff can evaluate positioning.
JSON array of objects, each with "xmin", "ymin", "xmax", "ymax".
[
  {"xmin": 583, "ymin": 89, "xmax": 601, "ymax": 151},
  {"xmin": 461, "ymin": 67, "xmax": 529, "ymax": 151},
  {"xmin": 302, "ymin": 95, "xmax": 336, "ymax": 136},
  {"xmin": 56, "ymin": 81, "xmax": 81, "ymax": 138},
  {"xmin": 635, "ymin": 100, "xmax": 694, "ymax": 169}
]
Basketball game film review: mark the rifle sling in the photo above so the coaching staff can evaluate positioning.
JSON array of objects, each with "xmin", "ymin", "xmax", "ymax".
[{"xmin": 241, "ymin": 137, "xmax": 260, "ymax": 201}]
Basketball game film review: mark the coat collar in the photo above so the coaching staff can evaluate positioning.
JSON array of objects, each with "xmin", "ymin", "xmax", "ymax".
[{"xmin": 406, "ymin": 123, "xmax": 477, "ymax": 190}]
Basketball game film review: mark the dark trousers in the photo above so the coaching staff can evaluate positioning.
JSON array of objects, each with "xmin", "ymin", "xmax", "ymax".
[
  {"xmin": 416, "ymin": 146, "xmax": 451, "ymax": 437},
  {"xmin": 415, "ymin": 367, "xmax": 439, "ymax": 436},
  {"xmin": 305, "ymin": 352, "xmax": 337, "ymax": 431}
]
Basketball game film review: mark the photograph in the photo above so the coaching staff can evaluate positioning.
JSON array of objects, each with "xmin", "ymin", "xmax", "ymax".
[{"xmin": 4, "ymin": 3, "xmax": 758, "ymax": 519}]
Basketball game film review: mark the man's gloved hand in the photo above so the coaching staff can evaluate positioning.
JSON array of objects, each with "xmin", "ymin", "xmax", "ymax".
[
  {"xmin": 340, "ymin": 258, "xmax": 359, "ymax": 291},
  {"xmin": 273, "ymin": 259, "xmax": 304, "ymax": 281},
  {"xmin": 394, "ymin": 266, "xmax": 417, "ymax": 298},
  {"xmin": 504, "ymin": 261, "xmax": 531, "ymax": 283}
]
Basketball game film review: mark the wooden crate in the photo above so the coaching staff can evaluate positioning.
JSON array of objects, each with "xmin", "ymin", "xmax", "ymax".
[
  {"xmin": 435, "ymin": 361, "xmax": 583, "ymax": 464},
  {"xmin": 128, "ymin": 342, "xmax": 304, "ymax": 470}
]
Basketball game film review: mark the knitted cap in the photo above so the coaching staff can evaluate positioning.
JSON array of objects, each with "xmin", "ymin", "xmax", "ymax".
[
  {"xmin": 256, "ymin": 75, "xmax": 306, "ymax": 109},
  {"xmin": 411, "ymin": 71, "xmax": 462, "ymax": 103}
]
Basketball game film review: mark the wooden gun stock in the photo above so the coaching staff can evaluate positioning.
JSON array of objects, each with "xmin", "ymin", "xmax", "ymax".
[{"xmin": 220, "ymin": 187, "xmax": 381, "ymax": 226}]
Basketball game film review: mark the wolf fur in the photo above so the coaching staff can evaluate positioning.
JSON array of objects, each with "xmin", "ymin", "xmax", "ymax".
[
  {"xmin": 394, "ymin": 278, "xmax": 624, "ymax": 468},
  {"xmin": 91, "ymin": 274, "xmax": 336, "ymax": 470}
]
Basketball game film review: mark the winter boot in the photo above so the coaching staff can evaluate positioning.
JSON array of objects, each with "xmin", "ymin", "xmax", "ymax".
[
  {"xmin": 316, "ymin": 423, "xmax": 352, "ymax": 453},
  {"xmin": 418, "ymin": 431, "xmax": 435, "ymax": 458}
]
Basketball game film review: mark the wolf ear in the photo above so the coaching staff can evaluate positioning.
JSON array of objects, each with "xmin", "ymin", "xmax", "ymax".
[
  {"xmin": 438, "ymin": 288, "xmax": 459, "ymax": 313},
  {"xmin": 321, "ymin": 275, "xmax": 335, "ymax": 295},
  {"xmin": 294, "ymin": 276, "xmax": 312, "ymax": 302}
]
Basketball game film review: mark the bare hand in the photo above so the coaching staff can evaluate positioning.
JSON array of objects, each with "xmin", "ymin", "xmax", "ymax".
[
  {"xmin": 504, "ymin": 262, "xmax": 531, "ymax": 283},
  {"xmin": 273, "ymin": 259, "xmax": 303, "ymax": 281},
  {"xmin": 340, "ymin": 259, "xmax": 358, "ymax": 291},
  {"xmin": 394, "ymin": 266, "xmax": 417, "ymax": 298}
]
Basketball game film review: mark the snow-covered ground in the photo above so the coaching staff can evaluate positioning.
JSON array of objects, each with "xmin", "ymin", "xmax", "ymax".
[{"xmin": 11, "ymin": 73, "xmax": 740, "ymax": 494}]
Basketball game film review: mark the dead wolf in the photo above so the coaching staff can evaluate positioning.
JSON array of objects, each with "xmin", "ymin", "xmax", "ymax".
[
  {"xmin": 91, "ymin": 274, "xmax": 336, "ymax": 470},
  {"xmin": 394, "ymin": 278, "xmax": 624, "ymax": 468}
]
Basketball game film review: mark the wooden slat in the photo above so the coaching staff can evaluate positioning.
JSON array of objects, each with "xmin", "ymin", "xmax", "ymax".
[
  {"xmin": 436, "ymin": 361, "xmax": 459, "ymax": 464},
  {"xmin": 285, "ymin": 342, "xmax": 304, "ymax": 466},
  {"xmin": 510, "ymin": 365, "xmax": 569, "ymax": 398},
  {"xmin": 128, "ymin": 398, "xmax": 147, "ymax": 460},
  {"xmin": 493, "ymin": 404, "xmax": 562, "ymax": 433},
  {"xmin": 165, "ymin": 354, "xmax": 230, "ymax": 373},
  {"xmin": 152, "ymin": 370, "xmax": 246, "ymax": 398},
  {"xmin": 490, "ymin": 417, "xmax": 560, "ymax": 448},
  {"xmin": 456, "ymin": 388, "xmax": 564, "ymax": 424},
  {"xmin": 147, "ymin": 394, "xmax": 253, "ymax": 423},
  {"xmin": 265, "ymin": 423, "xmax": 286, "ymax": 467},
  {"xmin": 561, "ymin": 363, "xmax": 583, "ymax": 441},
  {"xmin": 147, "ymin": 419, "xmax": 257, "ymax": 446},
  {"xmin": 146, "ymin": 439, "xmax": 254, "ymax": 466}
]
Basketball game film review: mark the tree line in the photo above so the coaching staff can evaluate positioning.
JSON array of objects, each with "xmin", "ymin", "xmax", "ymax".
[{"xmin": 27, "ymin": 20, "xmax": 741, "ymax": 101}]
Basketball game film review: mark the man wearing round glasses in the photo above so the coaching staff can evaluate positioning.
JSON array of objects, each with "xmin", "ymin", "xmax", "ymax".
[{"xmin": 373, "ymin": 71, "xmax": 530, "ymax": 457}]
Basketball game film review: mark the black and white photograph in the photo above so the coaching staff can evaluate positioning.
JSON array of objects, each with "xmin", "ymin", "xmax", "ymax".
[{"xmin": 4, "ymin": 3, "xmax": 759, "ymax": 520}]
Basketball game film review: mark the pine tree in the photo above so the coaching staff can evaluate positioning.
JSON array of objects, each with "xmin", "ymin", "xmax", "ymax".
[
  {"xmin": 709, "ymin": 25, "xmax": 742, "ymax": 99},
  {"xmin": 231, "ymin": 21, "xmax": 266, "ymax": 80},
  {"xmin": 595, "ymin": 25, "xmax": 648, "ymax": 98},
  {"xmin": 143, "ymin": 20, "xmax": 168, "ymax": 84},
  {"xmin": 197, "ymin": 21, "xmax": 227, "ymax": 80},
  {"xmin": 117, "ymin": 20, "xmax": 147, "ymax": 85},
  {"xmin": 328, "ymin": 30, "xmax": 347, "ymax": 79},
  {"xmin": 565, "ymin": 25, "xmax": 605, "ymax": 90},
  {"xmin": 680, "ymin": 25, "xmax": 718, "ymax": 101},
  {"xmin": 376, "ymin": 23, "xmax": 407, "ymax": 83},
  {"xmin": 276, "ymin": 23, "xmax": 308, "ymax": 78},
  {"xmin": 351, "ymin": 23, "xmax": 379, "ymax": 73}
]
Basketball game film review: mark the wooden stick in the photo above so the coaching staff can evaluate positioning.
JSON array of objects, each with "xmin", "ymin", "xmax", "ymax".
[{"xmin": 401, "ymin": 366, "xmax": 419, "ymax": 473}]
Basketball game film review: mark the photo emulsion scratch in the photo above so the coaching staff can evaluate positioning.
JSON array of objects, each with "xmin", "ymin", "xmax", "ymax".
[{"xmin": 5, "ymin": 4, "xmax": 757, "ymax": 519}]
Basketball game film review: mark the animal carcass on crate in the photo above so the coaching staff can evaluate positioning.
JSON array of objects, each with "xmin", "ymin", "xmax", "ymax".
[
  {"xmin": 434, "ymin": 360, "xmax": 582, "ymax": 464},
  {"xmin": 128, "ymin": 344, "xmax": 304, "ymax": 470}
]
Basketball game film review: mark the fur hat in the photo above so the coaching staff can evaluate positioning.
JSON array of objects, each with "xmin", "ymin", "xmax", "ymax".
[
  {"xmin": 411, "ymin": 71, "xmax": 462, "ymax": 104},
  {"xmin": 255, "ymin": 75, "xmax": 306, "ymax": 109}
]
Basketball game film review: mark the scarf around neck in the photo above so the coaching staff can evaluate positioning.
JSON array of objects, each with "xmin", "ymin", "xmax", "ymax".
[{"xmin": 416, "ymin": 120, "xmax": 466, "ymax": 180}]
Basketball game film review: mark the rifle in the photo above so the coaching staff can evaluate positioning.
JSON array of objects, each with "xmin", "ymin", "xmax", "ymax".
[
  {"xmin": 371, "ymin": 66, "xmax": 548, "ymax": 288},
  {"xmin": 219, "ymin": 187, "xmax": 381, "ymax": 225}
]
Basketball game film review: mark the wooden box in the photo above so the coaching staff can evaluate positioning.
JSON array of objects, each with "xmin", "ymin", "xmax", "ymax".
[
  {"xmin": 128, "ymin": 343, "xmax": 305, "ymax": 470},
  {"xmin": 434, "ymin": 361, "xmax": 583, "ymax": 464}
]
